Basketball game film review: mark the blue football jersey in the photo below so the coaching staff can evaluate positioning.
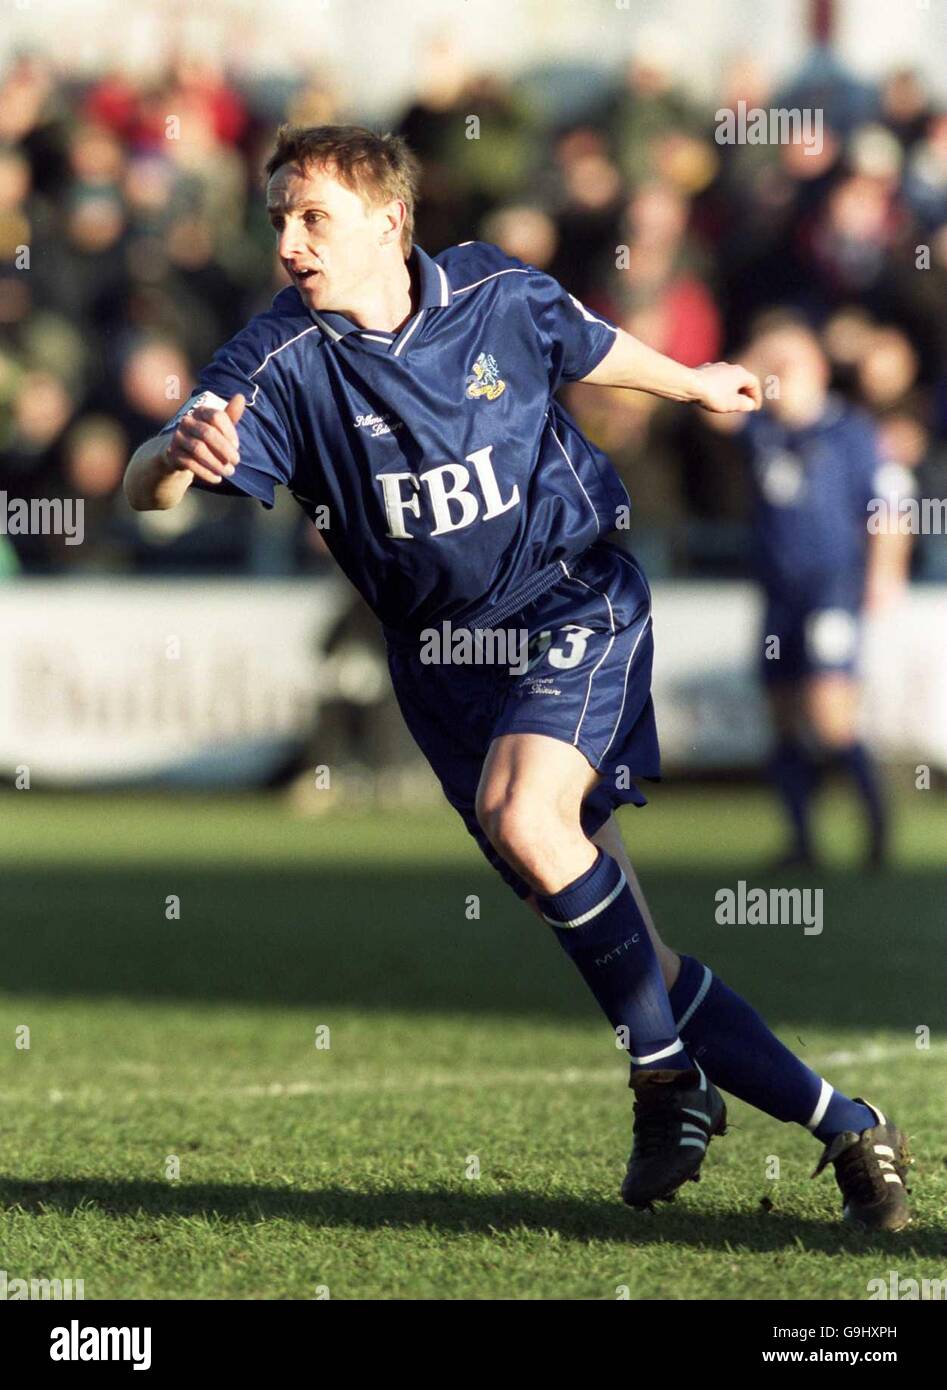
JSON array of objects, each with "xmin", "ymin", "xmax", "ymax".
[
  {"xmin": 159, "ymin": 241, "xmax": 628, "ymax": 632},
  {"xmin": 742, "ymin": 397, "xmax": 889, "ymax": 601}
]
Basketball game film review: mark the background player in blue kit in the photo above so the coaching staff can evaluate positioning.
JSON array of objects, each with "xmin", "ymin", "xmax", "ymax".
[
  {"xmin": 124, "ymin": 125, "xmax": 913, "ymax": 1229},
  {"xmin": 739, "ymin": 316, "xmax": 914, "ymax": 871}
]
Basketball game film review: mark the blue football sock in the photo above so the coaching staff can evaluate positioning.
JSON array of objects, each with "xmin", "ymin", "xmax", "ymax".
[
  {"xmin": 836, "ymin": 741, "xmax": 887, "ymax": 857},
  {"xmin": 537, "ymin": 850, "xmax": 691, "ymax": 1073},
  {"xmin": 770, "ymin": 738, "xmax": 820, "ymax": 858},
  {"xmin": 668, "ymin": 954, "xmax": 875, "ymax": 1140}
]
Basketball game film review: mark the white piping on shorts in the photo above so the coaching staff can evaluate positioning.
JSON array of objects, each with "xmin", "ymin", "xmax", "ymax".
[
  {"xmin": 597, "ymin": 549, "xmax": 654, "ymax": 763},
  {"xmin": 568, "ymin": 573, "xmax": 615, "ymax": 748}
]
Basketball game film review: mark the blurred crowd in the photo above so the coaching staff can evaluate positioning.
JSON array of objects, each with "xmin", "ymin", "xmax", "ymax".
[{"xmin": 1, "ymin": 36, "xmax": 945, "ymax": 580}]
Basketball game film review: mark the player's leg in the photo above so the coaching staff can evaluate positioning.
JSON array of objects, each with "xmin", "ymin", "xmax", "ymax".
[
  {"xmin": 476, "ymin": 731, "xmax": 696, "ymax": 1075},
  {"xmin": 475, "ymin": 731, "xmax": 598, "ymax": 891},
  {"xmin": 665, "ymin": 942, "xmax": 911, "ymax": 1225},
  {"xmin": 477, "ymin": 730, "xmax": 727, "ymax": 1206},
  {"xmin": 579, "ymin": 810, "xmax": 882, "ymax": 1141},
  {"xmin": 767, "ymin": 680, "xmax": 822, "ymax": 866},
  {"xmin": 589, "ymin": 814, "xmax": 681, "ymax": 990},
  {"xmin": 805, "ymin": 671, "xmax": 888, "ymax": 867},
  {"xmin": 517, "ymin": 812, "xmax": 681, "ymax": 990},
  {"xmin": 586, "ymin": 813, "xmax": 911, "ymax": 1227}
]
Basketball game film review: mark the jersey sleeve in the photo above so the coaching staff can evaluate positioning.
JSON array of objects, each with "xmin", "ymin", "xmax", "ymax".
[
  {"xmin": 158, "ymin": 332, "xmax": 295, "ymax": 508},
  {"xmin": 849, "ymin": 410, "xmax": 913, "ymax": 515},
  {"xmin": 521, "ymin": 268, "xmax": 618, "ymax": 390}
]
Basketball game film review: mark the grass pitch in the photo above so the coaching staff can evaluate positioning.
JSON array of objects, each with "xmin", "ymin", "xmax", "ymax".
[{"xmin": 1, "ymin": 783, "xmax": 944, "ymax": 1300}]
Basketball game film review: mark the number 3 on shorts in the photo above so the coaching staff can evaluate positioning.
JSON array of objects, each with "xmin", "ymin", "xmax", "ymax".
[{"xmin": 527, "ymin": 624, "xmax": 595, "ymax": 672}]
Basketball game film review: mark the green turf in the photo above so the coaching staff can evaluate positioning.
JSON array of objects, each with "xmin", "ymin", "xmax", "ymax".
[{"xmin": 0, "ymin": 785, "xmax": 944, "ymax": 1300}]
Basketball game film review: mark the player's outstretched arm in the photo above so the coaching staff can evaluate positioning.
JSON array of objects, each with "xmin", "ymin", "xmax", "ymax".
[
  {"xmin": 865, "ymin": 521, "xmax": 913, "ymax": 612},
  {"xmin": 579, "ymin": 327, "xmax": 761, "ymax": 414},
  {"xmin": 124, "ymin": 394, "xmax": 246, "ymax": 511}
]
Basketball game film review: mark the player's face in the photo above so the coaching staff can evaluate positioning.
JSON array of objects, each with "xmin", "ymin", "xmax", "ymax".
[
  {"xmin": 752, "ymin": 329, "xmax": 829, "ymax": 426},
  {"xmin": 266, "ymin": 162, "xmax": 394, "ymax": 311}
]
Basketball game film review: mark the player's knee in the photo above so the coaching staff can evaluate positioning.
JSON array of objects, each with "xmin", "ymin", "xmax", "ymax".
[
  {"xmin": 476, "ymin": 790, "xmax": 540, "ymax": 860},
  {"xmin": 476, "ymin": 790, "xmax": 532, "ymax": 862},
  {"xmin": 808, "ymin": 704, "xmax": 854, "ymax": 751},
  {"xmin": 477, "ymin": 788, "xmax": 577, "ymax": 884}
]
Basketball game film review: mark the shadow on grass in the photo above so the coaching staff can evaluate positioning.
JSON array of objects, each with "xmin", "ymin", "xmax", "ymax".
[
  {"xmin": 0, "ymin": 1175, "xmax": 939, "ymax": 1258},
  {"xmin": 3, "ymin": 862, "xmax": 944, "ymax": 1029}
]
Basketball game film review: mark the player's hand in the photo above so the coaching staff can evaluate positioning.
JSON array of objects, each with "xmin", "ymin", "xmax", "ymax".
[
  {"xmin": 161, "ymin": 393, "xmax": 245, "ymax": 484},
  {"xmin": 693, "ymin": 362, "xmax": 762, "ymax": 414}
]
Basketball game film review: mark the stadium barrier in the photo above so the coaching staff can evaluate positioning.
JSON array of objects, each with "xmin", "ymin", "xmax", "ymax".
[{"xmin": 0, "ymin": 580, "xmax": 943, "ymax": 786}]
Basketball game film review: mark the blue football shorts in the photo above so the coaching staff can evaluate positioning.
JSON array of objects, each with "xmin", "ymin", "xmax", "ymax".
[
  {"xmin": 761, "ymin": 590, "xmax": 864, "ymax": 684},
  {"xmin": 385, "ymin": 541, "xmax": 660, "ymax": 898}
]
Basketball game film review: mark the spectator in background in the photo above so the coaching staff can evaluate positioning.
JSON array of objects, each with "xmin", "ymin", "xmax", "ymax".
[
  {"xmin": 0, "ymin": 44, "xmax": 943, "ymax": 584},
  {"xmin": 479, "ymin": 204, "xmax": 558, "ymax": 273},
  {"xmin": 601, "ymin": 28, "xmax": 708, "ymax": 187},
  {"xmin": 562, "ymin": 180, "xmax": 721, "ymax": 569},
  {"xmin": 610, "ymin": 182, "xmax": 721, "ymax": 367},
  {"xmin": 853, "ymin": 323, "xmax": 946, "ymax": 582},
  {"xmin": 0, "ymin": 145, "xmax": 35, "ymax": 262},
  {"xmin": 904, "ymin": 112, "xmax": 947, "ymax": 231},
  {"xmin": 855, "ymin": 324, "xmax": 920, "ymax": 411},
  {"xmin": 0, "ymin": 53, "xmax": 69, "ymax": 197},
  {"xmin": 3, "ymin": 367, "xmax": 74, "ymax": 486},
  {"xmin": 807, "ymin": 171, "xmax": 903, "ymax": 303},
  {"xmin": 0, "ymin": 366, "xmax": 75, "ymax": 568},
  {"xmin": 397, "ymin": 34, "xmax": 478, "ymax": 250},
  {"xmin": 544, "ymin": 127, "xmax": 624, "ymax": 304},
  {"xmin": 426, "ymin": 72, "xmax": 537, "ymax": 236},
  {"xmin": 44, "ymin": 414, "xmax": 130, "ymax": 572},
  {"xmin": 880, "ymin": 67, "xmax": 934, "ymax": 153},
  {"xmin": 85, "ymin": 53, "xmax": 247, "ymax": 153},
  {"xmin": 67, "ymin": 120, "xmax": 126, "ymax": 197}
]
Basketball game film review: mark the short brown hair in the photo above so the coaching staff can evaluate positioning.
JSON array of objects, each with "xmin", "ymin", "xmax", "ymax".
[
  {"xmin": 264, "ymin": 123, "xmax": 420, "ymax": 256},
  {"xmin": 747, "ymin": 307, "xmax": 819, "ymax": 344}
]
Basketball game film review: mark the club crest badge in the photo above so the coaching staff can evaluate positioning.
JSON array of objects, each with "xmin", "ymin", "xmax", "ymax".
[{"xmin": 465, "ymin": 352, "xmax": 506, "ymax": 401}]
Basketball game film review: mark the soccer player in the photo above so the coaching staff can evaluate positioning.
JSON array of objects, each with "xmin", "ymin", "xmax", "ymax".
[
  {"xmin": 124, "ymin": 126, "xmax": 911, "ymax": 1229},
  {"xmin": 738, "ymin": 316, "xmax": 913, "ymax": 870}
]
